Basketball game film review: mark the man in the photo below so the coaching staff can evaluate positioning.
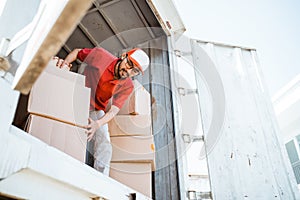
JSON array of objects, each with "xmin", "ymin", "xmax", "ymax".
[{"xmin": 55, "ymin": 47, "xmax": 149, "ymax": 175}]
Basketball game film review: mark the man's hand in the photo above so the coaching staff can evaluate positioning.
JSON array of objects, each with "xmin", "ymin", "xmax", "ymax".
[
  {"xmin": 52, "ymin": 49, "xmax": 81, "ymax": 69},
  {"xmin": 85, "ymin": 118, "xmax": 101, "ymax": 141},
  {"xmin": 52, "ymin": 56, "xmax": 72, "ymax": 69},
  {"xmin": 84, "ymin": 106, "xmax": 119, "ymax": 142}
]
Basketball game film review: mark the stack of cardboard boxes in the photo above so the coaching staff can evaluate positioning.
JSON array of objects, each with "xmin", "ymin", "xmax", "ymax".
[
  {"xmin": 109, "ymin": 80, "xmax": 155, "ymax": 198},
  {"xmin": 26, "ymin": 60, "xmax": 90, "ymax": 162},
  {"xmin": 26, "ymin": 61, "xmax": 155, "ymax": 196}
]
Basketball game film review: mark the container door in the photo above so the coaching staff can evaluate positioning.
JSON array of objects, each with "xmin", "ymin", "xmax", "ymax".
[
  {"xmin": 172, "ymin": 36, "xmax": 300, "ymax": 199},
  {"xmin": 0, "ymin": 0, "xmax": 91, "ymax": 94},
  {"xmin": 171, "ymin": 37, "xmax": 299, "ymax": 200},
  {"xmin": 147, "ymin": 0, "xmax": 185, "ymax": 38},
  {"xmin": 169, "ymin": 36, "xmax": 212, "ymax": 200}
]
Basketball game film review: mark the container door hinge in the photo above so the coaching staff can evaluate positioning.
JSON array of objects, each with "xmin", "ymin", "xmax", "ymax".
[
  {"xmin": 182, "ymin": 134, "xmax": 204, "ymax": 143},
  {"xmin": 174, "ymin": 49, "xmax": 192, "ymax": 57},
  {"xmin": 178, "ymin": 87, "xmax": 198, "ymax": 96}
]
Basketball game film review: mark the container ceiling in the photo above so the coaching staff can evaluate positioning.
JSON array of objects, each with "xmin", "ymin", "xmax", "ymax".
[{"xmin": 58, "ymin": 0, "xmax": 165, "ymax": 58}]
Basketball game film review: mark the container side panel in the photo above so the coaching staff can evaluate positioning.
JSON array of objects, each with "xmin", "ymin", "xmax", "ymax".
[
  {"xmin": 0, "ymin": 78, "xmax": 19, "ymax": 133},
  {"xmin": 191, "ymin": 40, "xmax": 299, "ymax": 200},
  {"xmin": 148, "ymin": 36, "xmax": 180, "ymax": 200}
]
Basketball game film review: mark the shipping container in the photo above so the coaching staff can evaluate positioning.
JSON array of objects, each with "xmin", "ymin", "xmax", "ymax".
[{"xmin": 0, "ymin": 0, "xmax": 299, "ymax": 199}]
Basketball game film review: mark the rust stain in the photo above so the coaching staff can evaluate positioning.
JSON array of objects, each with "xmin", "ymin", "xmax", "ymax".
[{"xmin": 166, "ymin": 20, "xmax": 172, "ymax": 29}]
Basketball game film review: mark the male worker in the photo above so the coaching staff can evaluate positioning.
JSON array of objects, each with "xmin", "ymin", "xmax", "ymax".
[{"xmin": 55, "ymin": 47, "xmax": 149, "ymax": 175}]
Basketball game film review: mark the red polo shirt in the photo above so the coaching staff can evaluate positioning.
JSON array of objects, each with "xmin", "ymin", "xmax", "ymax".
[{"xmin": 77, "ymin": 48, "xmax": 133, "ymax": 111}]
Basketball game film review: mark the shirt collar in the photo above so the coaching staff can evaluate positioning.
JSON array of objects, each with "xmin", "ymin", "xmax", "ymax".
[{"xmin": 108, "ymin": 59, "xmax": 121, "ymax": 73}]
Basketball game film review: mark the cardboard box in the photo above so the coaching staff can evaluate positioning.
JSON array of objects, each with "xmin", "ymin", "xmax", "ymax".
[
  {"xmin": 118, "ymin": 80, "xmax": 151, "ymax": 115},
  {"xmin": 110, "ymin": 163, "xmax": 152, "ymax": 198},
  {"xmin": 27, "ymin": 115, "xmax": 87, "ymax": 162},
  {"xmin": 108, "ymin": 115, "xmax": 152, "ymax": 136},
  {"xmin": 28, "ymin": 67, "xmax": 90, "ymax": 127},
  {"xmin": 110, "ymin": 136, "xmax": 155, "ymax": 170},
  {"xmin": 45, "ymin": 59, "xmax": 85, "ymax": 86}
]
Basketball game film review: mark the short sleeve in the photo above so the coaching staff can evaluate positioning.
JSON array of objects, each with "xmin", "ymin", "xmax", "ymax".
[{"xmin": 77, "ymin": 48, "xmax": 93, "ymax": 62}]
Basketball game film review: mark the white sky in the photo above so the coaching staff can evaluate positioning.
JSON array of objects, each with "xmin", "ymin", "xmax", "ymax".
[
  {"xmin": 173, "ymin": 0, "xmax": 300, "ymax": 179},
  {"xmin": 174, "ymin": 0, "xmax": 300, "ymax": 96}
]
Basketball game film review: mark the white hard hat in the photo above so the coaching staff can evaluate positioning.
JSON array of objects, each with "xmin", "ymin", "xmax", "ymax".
[{"xmin": 127, "ymin": 48, "xmax": 149, "ymax": 74}]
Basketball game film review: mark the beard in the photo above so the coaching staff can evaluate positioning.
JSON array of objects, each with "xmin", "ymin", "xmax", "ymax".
[
  {"xmin": 115, "ymin": 59, "xmax": 129, "ymax": 80},
  {"xmin": 119, "ymin": 69, "xmax": 129, "ymax": 79}
]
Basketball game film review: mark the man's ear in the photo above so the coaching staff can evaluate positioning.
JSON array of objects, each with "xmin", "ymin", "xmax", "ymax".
[{"xmin": 121, "ymin": 53, "xmax": 126, "ymax": 59}]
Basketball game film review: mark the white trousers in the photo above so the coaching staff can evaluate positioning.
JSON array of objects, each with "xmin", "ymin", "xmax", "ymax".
[{"xmin": 88, "ymin": 110, "xmax": 112, "ymax": 176}]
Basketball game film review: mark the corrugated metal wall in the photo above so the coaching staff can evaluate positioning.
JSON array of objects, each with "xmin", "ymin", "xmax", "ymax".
[
  {"xmin": 2, "ymin": 0, "xmax": 181, "ymax": 198},
  {"xmin": 135, "ymin": 36, "xmax": 180, "ymax": 200},
  {"xmin": 190, "ymin": 39, "xmax": 299, "ymax": 199}
]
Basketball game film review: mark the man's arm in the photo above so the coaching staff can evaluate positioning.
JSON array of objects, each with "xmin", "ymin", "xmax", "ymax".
[
  {"xmin": 55, "ymin": 48, "xmax": 82, "ymax": 68},
  {"xmin": 85, "ymin": 105, "xmax": 120, "ymax": 141},
  {"xmin": 86, "ymin": 82, "xmax": 133, "ymax": 141}
]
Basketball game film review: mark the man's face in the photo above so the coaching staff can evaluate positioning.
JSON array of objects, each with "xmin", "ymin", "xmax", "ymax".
[{"xmin": 117, "ymin": 57, "xmax": 141, "ymax": 79}]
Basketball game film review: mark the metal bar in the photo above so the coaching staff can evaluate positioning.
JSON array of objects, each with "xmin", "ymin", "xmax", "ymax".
[
  {"xmin": 87, "ymin": 7, "xmax": 98, "ymax": 14},
  {"xmin": 129, "ymin": 0, "xmax": 156, "ymax": 39},
  {"xmin": 190, "ymin": 39, "xmax": 215, "ymax": 198},
  {"xmin": 97, "ymin": 0, "xmax": 121, "ymax": 8},
  {"xmin": 93, "ymin": 1, "xmax": 128, "ymax": 48},
  {"xmin": 146, "ymin": 0, "xmax": 170, "ymax": 36},
  {"xmin": 78, "ymin": 23, "xmax": 99, "ymax": 47},
  {"xmin": 62, "ymin": 44, "xmax": 72, "ymax": 53},
  {"xmin": 195, "ymin": 39, "xmax": 256, "ymax": 51},
  {"xmin": 167, "ymin": 35, "xmax": 188, "ymax": 200}
]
